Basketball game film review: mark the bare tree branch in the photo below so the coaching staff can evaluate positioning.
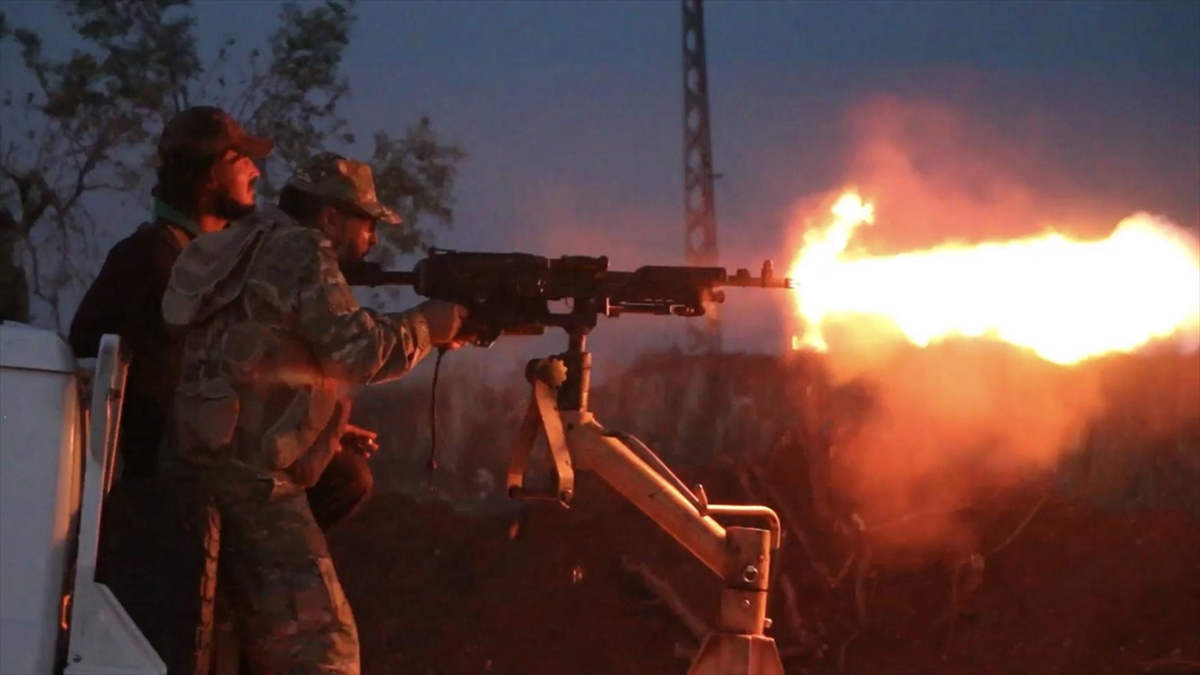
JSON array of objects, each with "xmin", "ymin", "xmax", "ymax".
[{"xmin": 1, "ymin": 0, "xmax": 463, "ymax": 327}]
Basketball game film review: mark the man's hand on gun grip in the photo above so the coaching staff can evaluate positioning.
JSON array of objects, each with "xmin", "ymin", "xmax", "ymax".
[
  {"xmin": 340, "ymin": 423, "xmax": 379, "ymax": 458},
  {"xmin": 418, "ymin": 299, "xmax": 473, "ymax": 349}
]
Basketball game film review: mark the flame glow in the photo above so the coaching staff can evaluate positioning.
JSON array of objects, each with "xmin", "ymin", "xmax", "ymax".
[{"xmin": 788, "ymin": 191, "xmax": 1200, "ymax": 365}]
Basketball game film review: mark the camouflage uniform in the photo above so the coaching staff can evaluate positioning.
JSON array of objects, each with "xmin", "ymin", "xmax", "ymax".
[{"xmin": 162, "ymin": 155, "xmax": 418, "ymax": 675}]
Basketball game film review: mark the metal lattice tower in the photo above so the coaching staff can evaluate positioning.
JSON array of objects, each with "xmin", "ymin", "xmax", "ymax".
[{"xmin": 682, "ymin": 0, "xmax": 721, "ymax": 355}]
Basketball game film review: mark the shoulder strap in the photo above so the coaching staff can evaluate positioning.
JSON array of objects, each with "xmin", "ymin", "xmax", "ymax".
[
  {"xmin": 164, "ymin": 223, "xmax": 192, "ymax": 251},
  {"xmin": 137, "ymin": 220, "xmax": 192, "ymax": 252}
]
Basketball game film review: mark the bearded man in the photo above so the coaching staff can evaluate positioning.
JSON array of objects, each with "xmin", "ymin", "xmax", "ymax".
[{"xmin": 69, "ymin": 106, "xmax": 271, "ymax": 479}]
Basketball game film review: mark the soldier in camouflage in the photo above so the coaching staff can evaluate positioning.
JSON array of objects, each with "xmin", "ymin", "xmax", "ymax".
[{"xmin": 162, "ymin": 152, "xmax": 470, "ymax": 675}]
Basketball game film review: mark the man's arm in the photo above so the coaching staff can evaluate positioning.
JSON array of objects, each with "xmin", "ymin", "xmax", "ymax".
[
  {"xmin": 70, "ymin": 226, "xmax": 180, "ymax": 353},
  {"xmin": 70, "ymin": 225, "xmax": 183, "ymax": 420},
  {"xmin": 69, "ymin": 234, "xmax": 143, "ymax": 357},
  {"xmin": 291, "ymin": 233, "xmax": 452, "ymax": 386}
]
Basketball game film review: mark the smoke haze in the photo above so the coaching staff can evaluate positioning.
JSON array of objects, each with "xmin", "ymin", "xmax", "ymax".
[{"xmin": 782, "ymin": 94, "xmax": 1200, "ymax": 561}]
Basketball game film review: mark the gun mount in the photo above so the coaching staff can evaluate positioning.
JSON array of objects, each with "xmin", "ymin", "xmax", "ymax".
[{"xmin": 346, "ymin": 248, "xmax": 791, "ymax": 674}]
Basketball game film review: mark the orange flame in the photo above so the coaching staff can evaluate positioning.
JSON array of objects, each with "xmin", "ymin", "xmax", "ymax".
[{"xmin": 788, "ymin": 191, "xmax": 1200, "ymax": 365}]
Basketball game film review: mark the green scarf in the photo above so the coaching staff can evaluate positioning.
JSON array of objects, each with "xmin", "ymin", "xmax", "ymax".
[{"xmin": 153, "ymin": 199, "xmax": 201, "ymax": 238}]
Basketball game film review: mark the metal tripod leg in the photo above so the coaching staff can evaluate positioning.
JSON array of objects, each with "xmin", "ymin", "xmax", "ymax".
[
  {"xmin": 559, "ymin": 412, "xmax": 786, "ymax": 675},
  {"xmin": 506, "ymin": 373, "xmax": 575, "ymax": 507},
  {"xmin": 688, "ymin": 529, "xmax": 784, "ymax": 675},
  {"xmin": 689, "ymin": 633, "xmax": 785, "ymax": 675},
  {"xmin": 505, "ymin": 348, "xmax": 787, "ymax": 674}
]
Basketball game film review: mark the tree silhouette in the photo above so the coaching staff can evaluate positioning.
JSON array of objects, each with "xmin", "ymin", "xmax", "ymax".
[{"xmin": 0, "ymin": 0, "xmax": 463, "ymax": 327}]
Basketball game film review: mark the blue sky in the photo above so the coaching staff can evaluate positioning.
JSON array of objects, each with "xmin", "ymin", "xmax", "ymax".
[{"xmin": 2, "ymin": 0, "xmax": 1198, "ymax": 374}]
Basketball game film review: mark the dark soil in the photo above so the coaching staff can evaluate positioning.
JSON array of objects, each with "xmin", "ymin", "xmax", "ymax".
[{"xmin": 327, "ymin": 471, "xmax": 1200, "ymax": 675}]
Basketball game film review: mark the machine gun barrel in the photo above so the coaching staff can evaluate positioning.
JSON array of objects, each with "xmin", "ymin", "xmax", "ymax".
[
  {"xmin": 341, "ymin": 263, "xmax": 416, "ymax": 287},
  {"xmin": 344, "ymin": 256, "xmax": 793, "ymax": 291},
  {"xmin": 724, "ymin": 259, "xmax": 794, "ymax": 289}
]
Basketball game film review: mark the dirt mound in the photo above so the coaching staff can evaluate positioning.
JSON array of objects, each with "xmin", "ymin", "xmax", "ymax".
[
  {"xmin": 329, "ymin": 473, "xmax": 715, "ymax": 675},
  {"xmin": 328, "ymin": 470, "xmax": 1200, "ymax": 675}
]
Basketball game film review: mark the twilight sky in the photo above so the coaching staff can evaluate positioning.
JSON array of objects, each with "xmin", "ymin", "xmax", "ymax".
[{"xmin": 2, "ymin": 0, "xmax": 1198, "ymax": 377}]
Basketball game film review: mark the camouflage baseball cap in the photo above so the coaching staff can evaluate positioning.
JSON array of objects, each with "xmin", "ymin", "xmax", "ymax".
[
  {"xmin": 286, "ymin": 152, "xmax": 403, "ymax": 225},
  {"xmin": 159, "ymin": 106, "xmax": 274, "ymax": 159}
]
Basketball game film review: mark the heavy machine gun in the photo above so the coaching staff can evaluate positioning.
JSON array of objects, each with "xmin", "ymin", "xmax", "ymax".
[
  {"xmin": 345, "ymin": 249, "xmax": 794, "ymax": 675},
  {"xmin": 345, "ymin": 248, "xmax": 792, "ymax": 347}
]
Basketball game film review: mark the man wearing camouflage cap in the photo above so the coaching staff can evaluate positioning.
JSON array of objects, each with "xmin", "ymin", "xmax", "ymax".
[{"xmin": 162, "ymin": 151, "xmax": 470, "ymax": 674}]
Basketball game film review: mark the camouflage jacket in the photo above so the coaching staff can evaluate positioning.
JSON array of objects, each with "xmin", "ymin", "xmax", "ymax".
[{"xmin": 162, "ymin": 206, "xmax": 432, "ymax": 486}]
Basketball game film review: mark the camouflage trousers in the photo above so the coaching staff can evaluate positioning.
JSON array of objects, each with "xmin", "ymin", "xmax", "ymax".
[{"xmin": 211, "ymin": 476, "xmax": 360, "ymax": 675}]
